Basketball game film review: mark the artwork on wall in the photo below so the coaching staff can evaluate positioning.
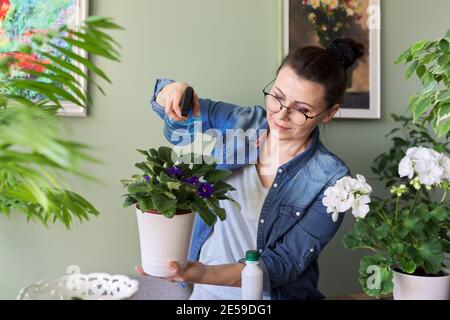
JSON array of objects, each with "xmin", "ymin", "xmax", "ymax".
[
  {"xmin": 283, "ymin": 0, "xmax": 381, "ymax": 119},
  {"xmin": 0, "ymin": 0, "xmax": 89, "ymax": 117}
]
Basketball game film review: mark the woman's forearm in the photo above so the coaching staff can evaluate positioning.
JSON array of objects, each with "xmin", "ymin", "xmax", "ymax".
[{"xmin": 199, "ymin": 263, "xmax": 245, "ymax": 287}]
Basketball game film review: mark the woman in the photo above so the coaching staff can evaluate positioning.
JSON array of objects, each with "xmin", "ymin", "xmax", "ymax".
[{"xmin": 137, "ymin": 38, "xmax": 364, "ymax": 300}]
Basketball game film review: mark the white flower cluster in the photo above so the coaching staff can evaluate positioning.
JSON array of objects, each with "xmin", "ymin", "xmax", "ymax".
[
  {"xmin": 322, "ymin": 174, "xmax": 372, "ymax": 222},
  {"xmin": 398, "ymin": 147, "xmax": 450, "ymax": 188},
  {"xmin": 322, "ymin": 147, "xmax": 449, "ymax": 222}
]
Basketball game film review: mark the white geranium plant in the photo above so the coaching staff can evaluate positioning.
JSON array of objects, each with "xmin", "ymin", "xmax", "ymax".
[{"xmin": 323, "ymin": 147, "xmax": 450, "ymax": 298}]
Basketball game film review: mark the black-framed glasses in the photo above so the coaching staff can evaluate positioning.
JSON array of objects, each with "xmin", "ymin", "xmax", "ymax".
[{"xmin": 262, "ymin": 79, "xmax": 329, "ymax": 126}]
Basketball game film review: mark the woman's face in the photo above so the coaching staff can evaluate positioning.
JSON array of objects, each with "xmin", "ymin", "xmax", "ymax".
[{"xmin": 266, "ymin": 66, "xmax": 339, "ymax": 142}]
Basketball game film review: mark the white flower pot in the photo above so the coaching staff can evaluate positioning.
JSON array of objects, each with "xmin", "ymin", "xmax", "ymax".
[
  {"xmin": 393, "ymin": 269, "xmax": 450, "ymax": 300},
  {"xmin": 136, "ymin": 207, "xmax": 195, "ymax": 277}
]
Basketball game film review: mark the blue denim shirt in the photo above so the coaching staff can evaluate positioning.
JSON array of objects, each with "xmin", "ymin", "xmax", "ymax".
[{"xmin": 150, "ymin": 78, "xmax": 351, "ymax": 300}]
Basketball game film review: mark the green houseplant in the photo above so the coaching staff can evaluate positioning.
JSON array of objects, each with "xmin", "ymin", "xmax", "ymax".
[
  {"xmin": 121, "ymin": 146, "xmax": 238, "ymax": 277},
  {"xmin": 395, "ymin": 29, "xmax": 450, "ymax": 138},
  {"xmin": 0, "ymin": 16, "xmax": 122, "ymax": 228},
  {"xmin": 322, "ymin": 146, "xmax": 449, "ymax": 299},
  {"xmin": 323, "ymin": 29, "xmax": 450, "ymax": 300}
]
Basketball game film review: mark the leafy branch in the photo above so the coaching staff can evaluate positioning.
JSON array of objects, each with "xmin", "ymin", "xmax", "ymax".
[{"xmin": 0, "ymin": 17, "xmax": 122, "ymax": 228}]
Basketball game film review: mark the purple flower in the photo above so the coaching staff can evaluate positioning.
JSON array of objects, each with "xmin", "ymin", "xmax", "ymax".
[
  {"xmin": 144, "ymin": 175, "xmax": 151, "ymax": 181},
  {"xmin": 197, "ymin": 182, "xmax": 214, "ymax": 198},
  {"xmin": 167, "ymin": 166, "xmax": 183, "ymax": 177},
  {"xmin": 182, "ymin": 176, "xmax": 200, "ymax": 186}
]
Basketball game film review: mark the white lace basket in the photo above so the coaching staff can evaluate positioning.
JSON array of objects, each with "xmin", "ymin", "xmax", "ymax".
[{"xmin": 17, "ymin": 273, "xmax": 139, "ymax": 300}]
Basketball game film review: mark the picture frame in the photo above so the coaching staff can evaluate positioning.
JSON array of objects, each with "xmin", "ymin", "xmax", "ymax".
[
  {"xmin": 0, "ymin": 0, "xmax": 89, "ymax": 117},
  {"xmin": 282, "ymin": 0, "xmax": 381, "ymax": 119}
]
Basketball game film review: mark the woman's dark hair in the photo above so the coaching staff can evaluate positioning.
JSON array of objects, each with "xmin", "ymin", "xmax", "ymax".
[{"xmin": 277, "ymin": 38, "xmax": 364, "ymax": 109}]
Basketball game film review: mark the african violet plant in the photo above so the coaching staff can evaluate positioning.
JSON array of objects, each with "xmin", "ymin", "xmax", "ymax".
[{"xmin": 121, "ymin": 146, "xmax": 238, "ymax": 227}]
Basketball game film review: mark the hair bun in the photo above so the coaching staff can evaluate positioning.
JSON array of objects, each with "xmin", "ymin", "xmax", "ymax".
[{"xmin": 327, "ymin": 38, "xmax": 364, "ymax": 69}]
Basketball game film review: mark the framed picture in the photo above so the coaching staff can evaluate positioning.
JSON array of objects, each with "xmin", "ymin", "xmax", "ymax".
[
  {"xmin": 283, "ymin": 0, "xmax": 381, "ymax": 119},
  {"xmin": 0, "ymin": 0, "xmax": 89, "ymax": 117}
]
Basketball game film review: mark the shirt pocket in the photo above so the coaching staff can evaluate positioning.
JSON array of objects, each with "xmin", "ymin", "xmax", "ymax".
[
  {"xmin": 270, "ymin": 203, "xmax": 307, "ymax": 241},
  {"xmin": 280, "ymin": 203, "xmax": 307, "ymax": 219}
]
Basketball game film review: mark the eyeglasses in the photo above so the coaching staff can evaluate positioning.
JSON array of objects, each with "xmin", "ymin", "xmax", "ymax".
[{"xmin": 262, "ymin": 79, "xmax": 329, "ymax": 126}]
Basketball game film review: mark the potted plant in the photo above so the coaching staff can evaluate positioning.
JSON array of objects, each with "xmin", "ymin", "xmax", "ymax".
[
  {"xmin": 321, "ymin": 28, "xmax": 450, "ymax": 300},
  {"xmin": 395, "ymin": 29, "xmax": 450, "ymax": 138},
  {"xmin": 0, "ymin": 16, "xmax": 122, "ymax": 228},
  {"xmin": 121, "ymin": 146, "xmax": 237, "ymax": 277},
  {"xmin": 322, "ymin": 146, "xmax": 450, "ymax": 299}
]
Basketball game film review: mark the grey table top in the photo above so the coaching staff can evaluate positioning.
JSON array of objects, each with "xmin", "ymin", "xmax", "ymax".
[{"xmin": 129, "ymin": 275, "xmax": 193, "ymax": 300}]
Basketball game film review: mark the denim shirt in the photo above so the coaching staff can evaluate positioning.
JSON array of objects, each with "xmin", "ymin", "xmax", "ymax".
[{"xmin": 150, "ymin": 78, "xmax": 351, "ymax": 300}]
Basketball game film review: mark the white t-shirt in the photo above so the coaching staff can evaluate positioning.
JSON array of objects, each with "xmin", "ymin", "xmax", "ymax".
[{"xmin": 189, "ymin": 164, "xmax": 269, "ymax": 300}]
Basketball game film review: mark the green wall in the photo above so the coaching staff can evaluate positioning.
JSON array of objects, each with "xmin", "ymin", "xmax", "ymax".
[{"xmin": 1, "ymin": 0, "xmax": 449, "ymax": 299}]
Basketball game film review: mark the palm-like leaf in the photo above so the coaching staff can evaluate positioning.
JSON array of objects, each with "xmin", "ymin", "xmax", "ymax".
[{"xmin": 0, "ymin": 17, "xmax": 122, "ymax": 228}]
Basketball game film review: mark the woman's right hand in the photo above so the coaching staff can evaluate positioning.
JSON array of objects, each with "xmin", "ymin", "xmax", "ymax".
[{"xmin": 157, "ymin": 82, "xmax": 200, "ymax": 122}]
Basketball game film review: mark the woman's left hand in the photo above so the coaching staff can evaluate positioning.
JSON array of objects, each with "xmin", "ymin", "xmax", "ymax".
[{"xmin": 135, "ymin": 261, "xmax": 206, "ymax": 283}]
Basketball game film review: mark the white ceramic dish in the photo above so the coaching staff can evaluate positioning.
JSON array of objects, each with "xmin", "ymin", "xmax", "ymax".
[{"xmin": 17, "ymin": 273, "xmax": 139, "ymax": 300}]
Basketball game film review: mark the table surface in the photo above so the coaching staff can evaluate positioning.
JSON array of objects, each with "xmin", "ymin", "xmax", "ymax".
[
  {"xmin": 327, "ymin": 293, "xmax": 393, "ymax": 300},
  {"xmin": 131, "ymin": 276, "xmax": 394, "ymax": 300}
]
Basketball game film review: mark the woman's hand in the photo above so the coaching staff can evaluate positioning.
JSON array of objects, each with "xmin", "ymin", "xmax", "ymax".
[
  {"xmin": 156, "ymin": 82, "xmax": 200, "ymax": 122},
  {"xmin": 135, "ymin": 261, "xmax": 206, "ymax": 284}
]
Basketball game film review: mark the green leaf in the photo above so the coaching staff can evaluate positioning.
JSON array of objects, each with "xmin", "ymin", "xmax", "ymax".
[
  {"xmin": 359, "ymin": 255, "xmax": 394, "ymax": 297},
  {"xmin": 137, "ymin": 149, "xmax": 149, "ymax": 156},
  {"xmin": 437, "ymin": 54, "xmax": 449, "ymax": 67},
  {"xmin": 152, "ymin": 194, "xmax": 177, "ymax": 216},
  {"xmin": 417, "ymin": 239, "xmax": 444, "ymax": 274},
  {"xmin": 437, "ymin": 90, "xmax": 450, "ymax": 103},
  {"xmin": 149, "ymin": 148, "xmax": 159, "ymax": 158},
  {"xmin": 403, "ymin": 215, "xmax": 424, "ymax": 236},
  {"xmin": 123, "ymin": 196, "xmax": 137, "ymax": 208},
  {"xmin": 85, "ymin": 16, "xmax": 124, "ymax": 30},
  {"xmin": 137, "ymin": 197, "xmax": 154, "ymax": 212},
  {"xmin": 62, "ymin": 36, "xmax": 120, "ymax": 62},
  {"xmin": 343, "ymin": 231, "xmax": 365, "ymax": 251},
  {"xmin": 166, "ymin": 181, "xmax": 181, "ymax": 191},
  {"xmin": 442, "ymin": 238, "xmax": 450, "ymax": 253},
  {"xmin": 439, "ymin": 39, "xmax": 449, "ymax": 53},
  {"xmin": 413, "ymin": 97, "xmax": 432, "ymax": 121},
  {"xmin": 416, "ymin": 64, "xmax": 426, "ymax": 78},
  {"xmin": 446, "ymin": 28, "xmax": 450, "ymax": 39},
  {"xmin": 191, "ymin": 198, "xmax": 217, "ymax": 227},
  {"xmin": 395, "ymin": 48, "xmax": 412, "ymax": 65},
  {"xmin": 411, "ymin": 40, "xmax": 429, "ymax": 54},
  {"xmin": 135, "ymin": 163, "xmax": 152, "ymax": 174},
  {"xmin": 212, "ymin": 181, "xmax": 236, "ymax": 194},
  {"xmin": 49, "ymin": 43, "xmax": 112, "ymax": 84},
  {"xmin": 398, "ymin": 259, "xmax": 416, "ymax": 274},
  {"xmin": 128, "ymin": 182, "xmax": 151, "ymax": 194},
  {"xmin": 158, "ymin": 146, "xmax": 175, "ymax": 166},
  {"xmin": 428, "ymin": 205, "xmax": 448, "ymax": 222},
  {"xmin": 161, "ymin": 206, "xmax": 177, "ymax": 219},
  {"xmin": 390, "ymin": 242, "xmax": 405, "ymax": 256},
  {"xmin": 204, "ymin": 169, "xmax": 232, "ymax": 184},
  {"xmin": 405, "ymin": 61, "xmax": 418, "ymax": 79},
  {"xmin": 436, "ymin": 113, "xmax": 450, "ymax": 138},
  {"xmin": 206, "ymin": 198, "xmax": 226, "ymax": 221}
]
